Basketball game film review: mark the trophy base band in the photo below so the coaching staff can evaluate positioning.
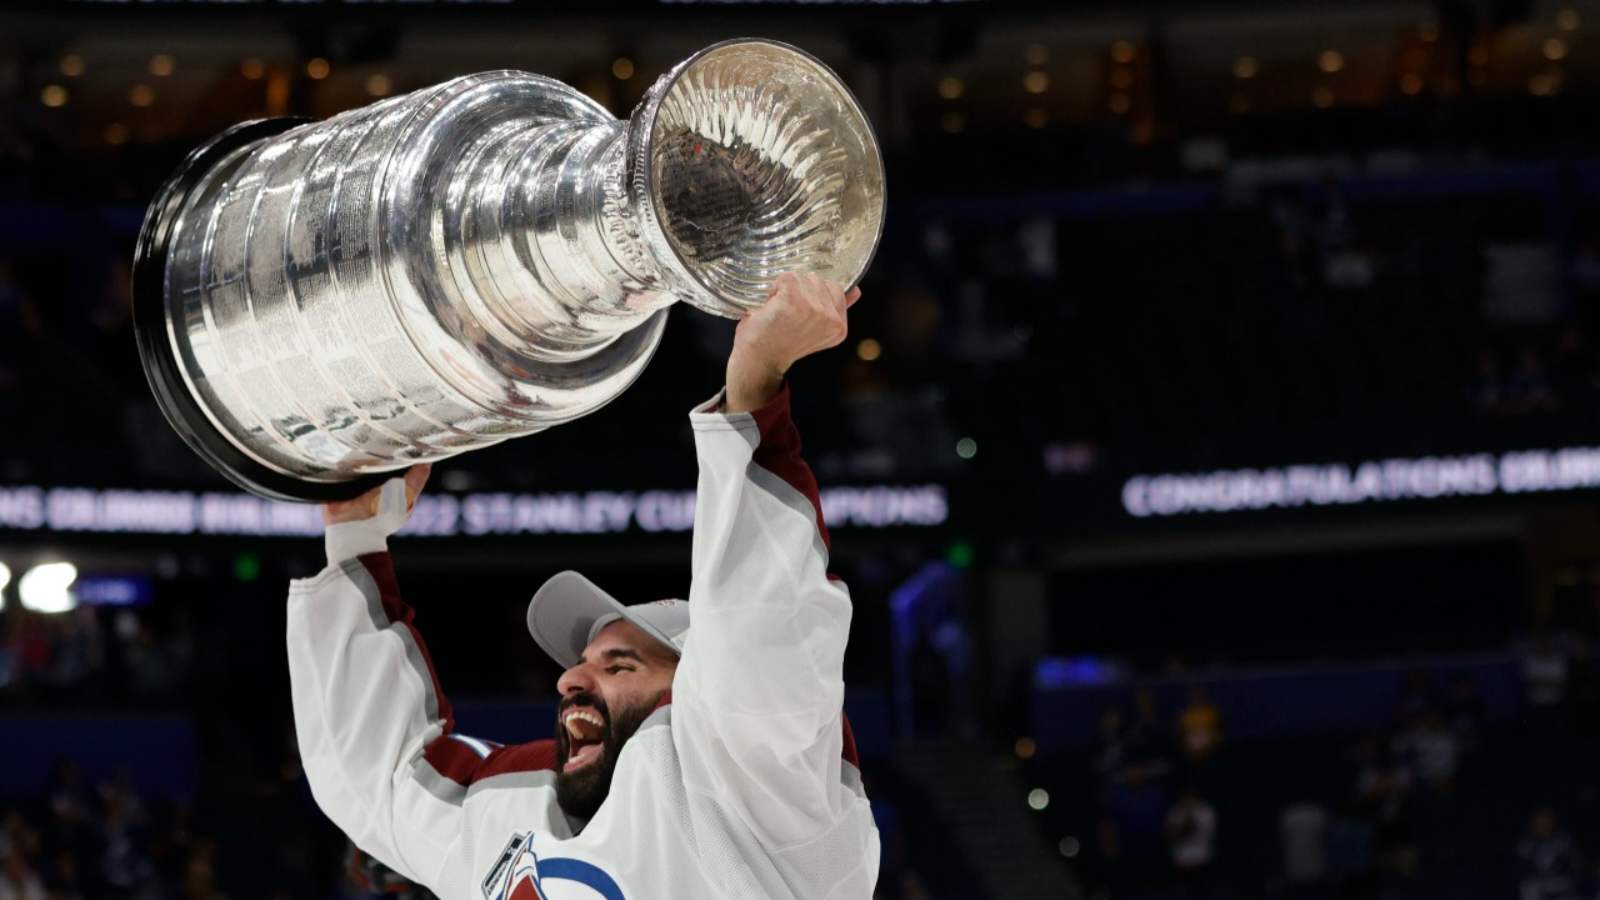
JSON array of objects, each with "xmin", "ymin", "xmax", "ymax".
[{"xmin": 132, "ymin": 117, "xmax": 392, "ymax": 503}]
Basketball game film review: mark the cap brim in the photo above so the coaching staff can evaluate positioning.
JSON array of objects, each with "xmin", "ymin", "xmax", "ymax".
[
  {"xmin": 526, "ymin": 571, "xmax": 632, "ymax": 670},
  {"xmin": 526, "ymin": 571, "xmax": 686, "ymax": 670}
]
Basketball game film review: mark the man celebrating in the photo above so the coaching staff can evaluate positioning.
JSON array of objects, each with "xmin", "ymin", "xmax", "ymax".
[{"xmin": 286, "ymin": 273, "xmax": 878, "ymax": 899}]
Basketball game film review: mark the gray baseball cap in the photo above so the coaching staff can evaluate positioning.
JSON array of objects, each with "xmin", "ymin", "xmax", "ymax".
[{"xmin": 526, "ymin": 570, "xmax": 689, "ymax": 670}]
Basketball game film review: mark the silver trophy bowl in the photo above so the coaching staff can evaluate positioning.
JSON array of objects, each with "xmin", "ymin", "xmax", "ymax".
[{"xmin": 132, "ymin": 39, "xmax": 885, "ymax": 501}]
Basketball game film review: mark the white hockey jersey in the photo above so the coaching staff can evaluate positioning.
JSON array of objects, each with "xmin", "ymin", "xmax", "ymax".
[{"xmin": 286, "ymin": 387, "xmax": 879, "ymax": 899}]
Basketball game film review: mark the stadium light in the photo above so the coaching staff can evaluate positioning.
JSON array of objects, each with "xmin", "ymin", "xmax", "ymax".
[{"xmin": 18, "ymin": 562, "xmax": 78, "ymax": 614}]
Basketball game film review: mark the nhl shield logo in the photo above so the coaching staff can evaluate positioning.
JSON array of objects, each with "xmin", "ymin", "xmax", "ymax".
[{"xmin": 484, "ymin": 833, "xmax": 625, "ymax": 900}]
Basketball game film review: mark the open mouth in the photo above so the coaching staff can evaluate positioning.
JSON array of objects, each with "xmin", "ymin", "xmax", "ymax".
[{"xmin": 561, "ymin": 706, "xmax": 606, "ymax": 773}]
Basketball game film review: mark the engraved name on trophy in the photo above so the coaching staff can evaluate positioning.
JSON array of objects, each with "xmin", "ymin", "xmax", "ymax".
[{"xmin": 132, "ymin": 39, "xmax": 884, "ymax": 501}]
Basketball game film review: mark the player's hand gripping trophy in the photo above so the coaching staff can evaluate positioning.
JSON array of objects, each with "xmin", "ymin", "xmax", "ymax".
[{"xmin": 132, "ymin": 40, "xmax": 884, "ymax": 501}]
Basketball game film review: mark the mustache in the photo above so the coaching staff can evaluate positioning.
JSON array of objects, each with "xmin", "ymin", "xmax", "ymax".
[{"xmin": 558, "ymin": 691, "xmax": 610, "ymax": 720}]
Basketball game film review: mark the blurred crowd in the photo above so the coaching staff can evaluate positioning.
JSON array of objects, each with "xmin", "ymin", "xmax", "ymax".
[
  {"xmin": 1036, "ymin": 640, "xmax": 1600, "ymax": 900},
  {"xmin": 0, "ymin": 762, "xmax": 223, "ymax": 900},
  {"xmin": 0, "ymin": 605, "xmax": 192, "ymax": 706}
]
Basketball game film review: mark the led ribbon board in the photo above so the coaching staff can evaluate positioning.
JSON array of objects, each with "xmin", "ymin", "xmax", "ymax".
[
  {"xmin": 0, "ymin": 484, "xmax": 948, "ymax": 538},
  {"xmin": 1122, "ymin": 447, "xmax": 1600, "ymax": 518}
]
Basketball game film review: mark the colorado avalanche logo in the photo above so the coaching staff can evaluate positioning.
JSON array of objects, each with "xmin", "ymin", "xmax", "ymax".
[{"xmin": 483, "ymin": 833, "xmax": 625, "ymax": 900}]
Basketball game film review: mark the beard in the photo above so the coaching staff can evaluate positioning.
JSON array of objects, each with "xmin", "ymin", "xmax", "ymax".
[{"xmin": 553, "ymin": 690, "xmax": 661, "ymax": 822}]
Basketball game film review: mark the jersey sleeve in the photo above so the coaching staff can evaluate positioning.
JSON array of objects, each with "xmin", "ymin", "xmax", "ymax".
[
  {"xmin": 672, "ymin": 384, "xmax": 863, "ymax": 851},
  {"xmin": 286, "ymin": 480, "xmax": 556, "ymax": 896}
]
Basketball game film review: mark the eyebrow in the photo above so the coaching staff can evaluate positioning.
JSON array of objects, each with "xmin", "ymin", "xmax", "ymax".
[{"xmin": 581, "ymin": 647, "xmax": 645, "ymax": 666}]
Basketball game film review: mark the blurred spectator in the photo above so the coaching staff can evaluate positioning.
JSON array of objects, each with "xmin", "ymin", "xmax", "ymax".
[
  {"xmin": 43, "ymin": 847, "xmax": 86, "ymax": 900},
  {"xmin": 1280, "ymin": 803, "xmax": 1327, "ymax": 887},
  {"xmin": 1353, "ymin": 737, "xmax": 1416, "ymax": 876},
  {"xmin": 1394, "ymin": 710, "xmax": 1459, "ymax": 792},
  {"xmin": 182, "ymin": 842, "xmax": 226, "ymax": 900},
  {"xmin": 1523, "ymin": 632, "xmax": 1574, "ymax": 732},
  {"xmin": 0, "ymin": 852, "xmax": 46, "ymax": 900},
  {"xmin": 1123, "ymin": 688, "xmax": 1174, "ymax": 783},
  {"xmin": 0, "ymin": 813, "xmax": 45, "ymax": 900},
  {"xmin": 1516, "ymin": 808, "xmax": 1580, "ymax": 900},
  {"xmin": 1164, "ymin": 787, "xmax": 1218, "ymax": 896},
  {"xmin": 97, "ymin": 778, "xmax": 152, "ymax": 893},
  {"xmin": 45, "ymin": 609, "xmax": 104, "ymax": 694},
  {"xmin": 4, "ymin": 613, "xmax": 56, "ymax": 695},
  {"xmin": 46, "ymin": 762, "xmax": 89, "ymax": 829},
  {"xmin": 926, "ymin": 615, "xmax": 974, "ymax": 741},
  {"xmin": 1102, "ymin": 766, "xmax": 1169, "ymax": 895},
  {"xmin": 1092, "ymin": 706, "xmax": 1126, "ymax": 786},
  {"xmin": 1176, "ymin": 685, "xmax": 1223, "ymax": 764}
]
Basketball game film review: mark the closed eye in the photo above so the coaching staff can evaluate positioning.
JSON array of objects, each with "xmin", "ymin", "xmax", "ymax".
[{"xmin": 605, "ymin": 666, "xmax": 634, "ymax": 675}]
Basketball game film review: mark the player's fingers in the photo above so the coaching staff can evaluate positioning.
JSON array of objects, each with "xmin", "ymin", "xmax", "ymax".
[
  {"xmin": 799, "ymin": 272, "xmax": 826, "ymax": 301},
  {"xmin": 784, "ymin": 271, "xmax": 806, "ymax": 293},
  {"xmin": 830, "ymin": 299, "xmax": 849, "ymax": 347},
  {"xmin": 844, "ymin": 286, "xmax": 862, "ymax": 308},
  {"xmin": 813, "ymin": 274, "xmax": 841, "ymax": 312},
  {"xmin": 403, "ymin": 463, "xmax": 432, "ymax": 509}
]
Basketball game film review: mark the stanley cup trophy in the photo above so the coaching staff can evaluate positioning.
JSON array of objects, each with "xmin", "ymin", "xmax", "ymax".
[{"xmin": 132, "ymin": 39, "xmax": 885, "ymax": 501}]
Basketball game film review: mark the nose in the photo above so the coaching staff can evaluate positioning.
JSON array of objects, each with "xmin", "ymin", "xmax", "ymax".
[{"xmin": 556, "ymin": 662, "xmax": 596, "ymax": 697}]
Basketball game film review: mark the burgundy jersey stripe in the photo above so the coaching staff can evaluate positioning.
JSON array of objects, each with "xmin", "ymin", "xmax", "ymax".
[
  {"xmin": 748, "ymin": 384, "xmax": 832, "ymax": 554},
  {"xmin": 359, "ymin": 553, "xmax": 456, "ymax": 734},
  {"xmin": 423, "ymin": 735, "xmax": 489, "ymax": 785},
  {"xmin": 359, "ymin": 552, "xmax": 558, "ymax": 786},
  {"xmin": 476, "ymin": 740, "xmax": 559, "ymax": 779},
  {"xmin": 840, "ymin": 712, "xmax": 861, "ymax": 768}
]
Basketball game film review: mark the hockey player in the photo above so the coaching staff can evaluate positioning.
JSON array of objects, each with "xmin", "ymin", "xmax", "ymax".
[{"xmin": 287, "ymin": 273, "xmax": 878, "ymax": 899}]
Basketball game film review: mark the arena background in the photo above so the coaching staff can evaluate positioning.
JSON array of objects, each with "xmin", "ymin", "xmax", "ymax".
[{"xmin": 4, "ymin": 0, "xmax": 1600, "ymax": 897}]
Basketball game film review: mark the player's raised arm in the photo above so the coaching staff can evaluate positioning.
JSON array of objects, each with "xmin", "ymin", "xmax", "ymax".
[
  {"xmin": 672, "ymin": 273, "xmax": 874, "ymax": 853},
  {"xmin": 286, "ymin": 465, "xmax": 474, "ymax": 895}
]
